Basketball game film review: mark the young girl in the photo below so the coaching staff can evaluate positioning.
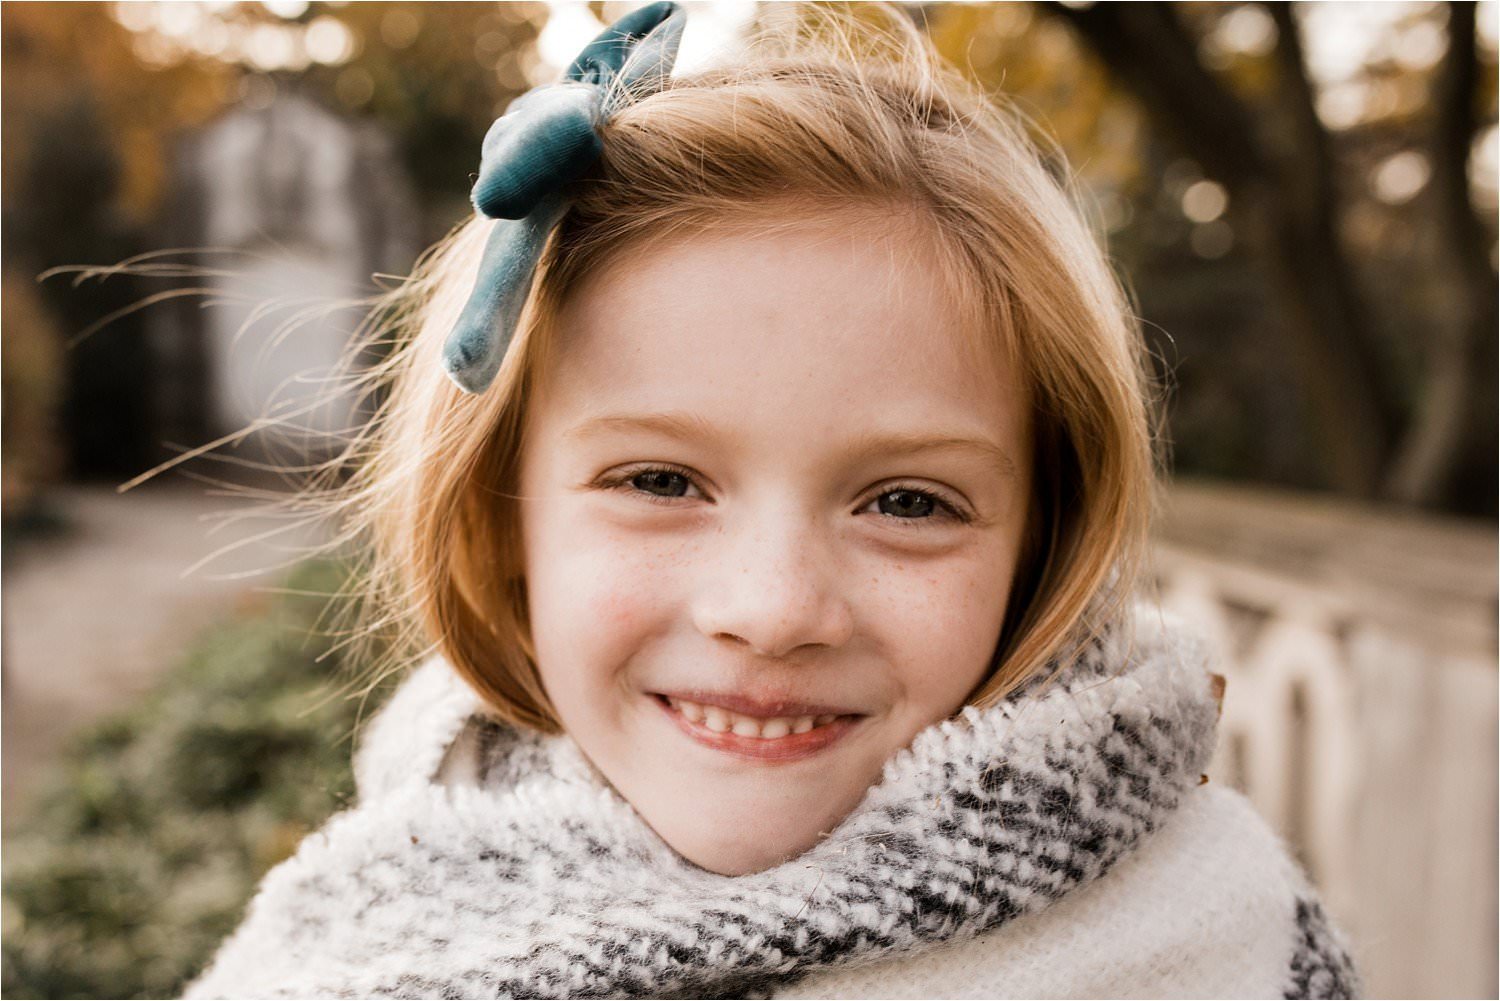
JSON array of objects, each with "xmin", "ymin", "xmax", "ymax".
[{"xmin": 186, "ymin": 4, "xmax": 1358, "ymax": 997}]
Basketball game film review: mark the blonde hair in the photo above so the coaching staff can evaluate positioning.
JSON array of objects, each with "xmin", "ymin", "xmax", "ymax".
[{"xmin": 320, "ymin": 5, "xmax": 1163, "ymax": 731}]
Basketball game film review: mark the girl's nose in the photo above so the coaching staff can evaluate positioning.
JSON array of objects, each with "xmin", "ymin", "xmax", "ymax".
[{"xmin": 690, "ymin": 518, "xmax": 855, "ymax": 660}]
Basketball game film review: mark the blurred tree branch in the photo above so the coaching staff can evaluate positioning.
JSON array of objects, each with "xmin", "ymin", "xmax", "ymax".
[
  {"xmin": 1045, "ymin": 0, "xmax": 1403, "ymax": 499},
  {"xmin": 1044, "ymin": 4, "xmax": 1267, "ymax": 184},
  {"xmin": 1384, "ymin": 1, "xmax": 1499, "ymax": 506}
]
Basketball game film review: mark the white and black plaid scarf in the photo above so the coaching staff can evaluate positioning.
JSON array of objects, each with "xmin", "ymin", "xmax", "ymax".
[{"xmin": 185, "ymin": 604, "xmax": 1357, "ymax": 999}]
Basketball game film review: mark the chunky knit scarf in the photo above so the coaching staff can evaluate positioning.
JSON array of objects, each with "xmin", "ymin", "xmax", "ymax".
[{"xmin": 185, "ymin": 604, "xmax": 1358, "ymax": 999}]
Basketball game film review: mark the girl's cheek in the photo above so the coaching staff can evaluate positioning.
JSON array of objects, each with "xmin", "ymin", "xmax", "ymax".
[
  {"xmin": 861, "ymin": 552, "xmax": 1013, "ymax": 681},
  {"xmin": 531, "ymin": 517, "xmax": 691, "ymax": 656},
  {"xmin": 861, "ymin": 552, "xmax": 1000, "ymax": 624},
  {"xmin": 587, "ymin": 572, "xmax": 668, "ymax": 638}
]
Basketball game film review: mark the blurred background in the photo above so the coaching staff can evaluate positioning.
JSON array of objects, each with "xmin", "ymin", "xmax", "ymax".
[{"xmin": 2, "ymin": 2, "xmax": 1495, "ymax": 997}]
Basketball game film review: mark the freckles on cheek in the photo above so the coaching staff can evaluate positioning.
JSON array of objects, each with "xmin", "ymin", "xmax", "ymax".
[
  {"xmin": 867, "ymin": 563, "xmax": 997, "ymax": 630},
  {"xmin": 867, "ymin": 559, "xmax": 1013, "ymax": 680}
]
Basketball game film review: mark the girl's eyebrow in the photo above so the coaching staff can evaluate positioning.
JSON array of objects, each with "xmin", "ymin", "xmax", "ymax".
[
  {"xmin": 563, "ymin": 411, "xmax": 719, "ymax": 445},
  {"xmin": 563, "ymin": 412, "xmax": 1017, "ymax": 479}
]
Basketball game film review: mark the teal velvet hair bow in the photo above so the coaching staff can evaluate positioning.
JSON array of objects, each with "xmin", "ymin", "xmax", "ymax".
[{"xmin": 442, "ymin": 1, "xmax": 686, "ymax": 394}]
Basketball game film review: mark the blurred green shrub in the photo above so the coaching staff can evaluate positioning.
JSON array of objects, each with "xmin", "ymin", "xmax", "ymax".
[{"xmin": 2, "ymin": 559, "xmax": 396, "ymax": 1000}]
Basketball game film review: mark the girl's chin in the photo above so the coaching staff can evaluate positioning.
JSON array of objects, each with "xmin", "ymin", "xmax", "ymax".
[
  {"xmin": 589, "ymin": 700, "xmax": 900, "ymax": 874},
  {"xmin": 633, "ymin": 775, "xmax": 872, "ymax": 876},
  {"xmin": 661, "ymin": 817, "xmax": 832, "ymax": 876}
]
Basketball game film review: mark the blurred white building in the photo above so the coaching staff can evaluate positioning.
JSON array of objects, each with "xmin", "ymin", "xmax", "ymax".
[{"xmin": 151, "ymin": 85, "xmax": 418, "ymax": 462}]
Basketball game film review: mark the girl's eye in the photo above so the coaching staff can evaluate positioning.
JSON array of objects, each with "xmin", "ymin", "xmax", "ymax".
[
  {"xmin": 630, "ymin": 469, "xmax": 693, "ymax": 498},
  {"xmin": 865, "ymin": 486, "xmax": 966, "ymax": 524},
  {"xmin": 600, "ymin": 465, "xmax": 706, "ymax": 505},
  {"xmin": 602, "ymin": 468, "xmax": 964, "ymax": 523}
]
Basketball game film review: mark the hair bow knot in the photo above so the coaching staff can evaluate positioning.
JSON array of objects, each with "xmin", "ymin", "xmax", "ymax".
[{"xmin": 443, "ymin": 1, "xmax": 685, "ymax": 394}]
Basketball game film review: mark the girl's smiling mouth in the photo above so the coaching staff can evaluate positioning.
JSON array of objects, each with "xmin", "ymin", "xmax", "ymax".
[{"xmin": 650, "ymin": 692, "xmax": 865, "ymax": 762}]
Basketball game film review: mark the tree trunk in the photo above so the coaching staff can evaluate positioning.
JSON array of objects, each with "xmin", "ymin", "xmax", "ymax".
[
  {"xmin": 1047, "ymin": 2, "xmax": 1400, "ymax": 496},
  {"xmin": 1383, "ymin": 2, "xmax": 1499, "ymax": 512}
]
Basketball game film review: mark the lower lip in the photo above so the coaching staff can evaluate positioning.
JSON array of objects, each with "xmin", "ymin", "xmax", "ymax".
[{"xmin": 652, "ymin": 696, "xmax": 861, "ymax": 763}]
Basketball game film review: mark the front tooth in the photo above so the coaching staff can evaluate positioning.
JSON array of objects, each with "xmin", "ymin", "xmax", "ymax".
[
  {"xmin": 792, "ymin": 716, "xmax": 814, "ymax": 734},
  {"xmin": 761, "ymin": 718, "xmax": 791, "ymax": 739},
  {"xmin": 703, "ymin": 707, "xmax": 731, "ymax": 732},
  {"xmin": 678, "ymin": 700, "xmax": 705, "ymax": 723},
  {"xmin": 731, "ymin": 716, "xmax": 761, "ymax": 738}
]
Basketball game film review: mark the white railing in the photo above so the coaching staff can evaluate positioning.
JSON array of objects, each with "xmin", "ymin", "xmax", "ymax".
[{"xmin": 1150, "ymin": 482, "xmax": 1497, "ymax": 1000}]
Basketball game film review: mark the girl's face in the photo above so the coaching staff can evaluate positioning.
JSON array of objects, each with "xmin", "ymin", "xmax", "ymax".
[{"xmin": 518, "ymin": 214, "xmax": 1032, "ymax": 875}]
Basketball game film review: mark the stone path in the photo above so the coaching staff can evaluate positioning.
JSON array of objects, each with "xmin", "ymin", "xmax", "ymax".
[{"xmin": 2, "ymin": 480, "xmax": 330, "ymax": 819}]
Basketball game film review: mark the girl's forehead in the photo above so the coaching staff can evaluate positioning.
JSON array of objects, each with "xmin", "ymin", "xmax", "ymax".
[
  {"xmin": 523, "ymin": 221, "xmax": 1029, "ymax": 478},
  {"xmin": 546, "ymin": 220, "xmax": 1016, "ymax": 413}
]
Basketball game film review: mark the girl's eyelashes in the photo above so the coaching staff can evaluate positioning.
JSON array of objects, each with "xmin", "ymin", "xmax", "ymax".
[
  {"xmin": 597, "ymin": 464, "xmax": 709, "ymax": 506},
  {"xmin": 861, "ymin": 484, "xmax": 970, "ymax": 525},
  {"xmin": 596, "ymin": 465, "xmax": 969, "ymax": 524}
]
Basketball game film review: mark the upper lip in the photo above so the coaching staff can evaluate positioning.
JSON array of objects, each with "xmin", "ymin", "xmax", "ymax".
[{"xmin": 652, "ymin": 689, "xmax": 864, "ymax": 719}]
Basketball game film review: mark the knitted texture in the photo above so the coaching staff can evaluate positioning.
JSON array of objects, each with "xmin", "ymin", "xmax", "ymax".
[
  {"xmin": 1287, "ymin": 898, "xmax": 1360, "ymax": 999},
  {"xmin": 782, "ymin": 785, "xmax": 1354, "ymax": 1000},
  {"xmin": 185, "ymin": 604, "xmax": 1358, "ymax": 999}
]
